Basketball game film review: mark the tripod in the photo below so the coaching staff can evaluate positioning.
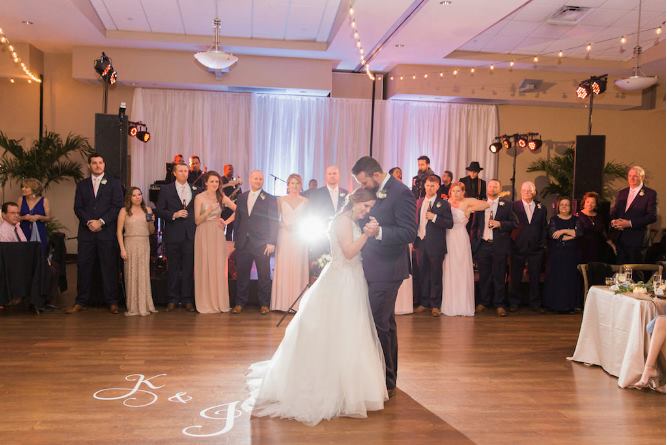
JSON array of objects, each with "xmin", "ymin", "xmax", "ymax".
[{"xmin": 276, "ymin": 282, "xmax": 311, "ymax": 327}]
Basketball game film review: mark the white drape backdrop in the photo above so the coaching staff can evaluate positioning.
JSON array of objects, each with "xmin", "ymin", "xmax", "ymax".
[{"xmin": 130, "ymin": 88, "xmax": 498, "ymax": 195}]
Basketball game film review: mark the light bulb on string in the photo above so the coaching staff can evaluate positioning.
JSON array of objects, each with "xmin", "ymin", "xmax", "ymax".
[
  {"xmin": 489, "ymin": 64, "xmax": 494, "ymax": 71},
  {"xmin": 412, "ymin": 74, "xmax": 416, "ymax": 80},
  {"xmin": 657, "ymin": 26, "xmax": 663, "ymax": 35},
  {"xmin": 470, "ymin": 68, "xmax": 475, "ymax": 74},
  {"xmin": 348, "ymin": 7, "xmax": 354, "ymax": 16},
  {"xmin": 453, "ymin": 69, "xmax": 458, "ymax": 75},
  {"xmin": 439, "ymin": 72, "xmax": 444, "ymax": 77},
  {"xmin": 532, "ymin": 56, "xmax": 538, "ymax": 63},
  {"xmin": 620, "ymin": 36, "xmax": 627, "ymax": 44},
  {"xmin": 423, "ymin": 74, "xmax": 428, "ymax": 78}
]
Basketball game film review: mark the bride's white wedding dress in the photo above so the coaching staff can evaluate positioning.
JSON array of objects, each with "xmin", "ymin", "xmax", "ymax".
[
  {"xmin": 441, "ymin": 206, "xmax": 475, "ymax": 316},
  {"xmin": 246, "ymin": 215, "xmax": 387, "ymax": 426}
]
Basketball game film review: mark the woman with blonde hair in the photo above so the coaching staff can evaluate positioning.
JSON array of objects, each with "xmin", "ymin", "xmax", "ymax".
[
  {"xmin": 19, "ymin": 178, "xmax": 51, "ymax": 254},
  {"xmin": 441, "ymin": 181, "xmax": 492, "ymax": 316},
  {"xmin": 117, "ymin": 187, "xmax": 156, "ymax": 316},
  {"xmin": 270, "ymin": 173, "xmax": 310, "ymax": 312}
]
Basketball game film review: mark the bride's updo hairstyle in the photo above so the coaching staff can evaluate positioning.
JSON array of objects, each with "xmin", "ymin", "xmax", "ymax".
[{"xmin": 339, "ymin": 187, "xmax": 376, "ymax": 214}]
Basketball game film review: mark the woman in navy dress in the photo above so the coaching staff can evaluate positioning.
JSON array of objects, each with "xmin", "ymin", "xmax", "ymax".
[
  {"xmin": 544, "ymin": 197, "xmax": 582, "ymax": 313},
  {"xmin": 19, "ymin": 178, "xmax": 51, "ymax": 254}
]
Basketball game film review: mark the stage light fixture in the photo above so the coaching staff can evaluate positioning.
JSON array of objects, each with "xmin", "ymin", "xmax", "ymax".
[
  {"xmin": 489, "ymin": 140, "xmax": 502, "ymax": 153},
  {"xmin": 591, "ymin": 76, "xmax": 607, "ymax": 95},
  {"xmin": 94, "ymin": 52, "xmax": 117, "ymax": 85},
  {"xmin": 136, "ymin": 130, "xmax": 151, "ymax": 143},
  {"xmin": 516, "ymin": 135, "xmax": 528, "ymax": 148},
  {"xmin": 128, "ymin": 123, "xmax": 138, "ymax": 137},
  {"xmin": 501, "ymin": 135, "xmax": 512, "ymax": 149},
  {"xmin": 576, "ymin": 75, "xmax": 607, "ymax": 99},
  {"xmin": 527, "ymin": 134, "xmax": 542, "ymax": 151}
]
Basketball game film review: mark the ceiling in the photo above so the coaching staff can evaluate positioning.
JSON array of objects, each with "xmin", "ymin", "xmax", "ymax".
[{"xmin": 0, "ymin": 0, "xmax": 664, "ymax": 74}]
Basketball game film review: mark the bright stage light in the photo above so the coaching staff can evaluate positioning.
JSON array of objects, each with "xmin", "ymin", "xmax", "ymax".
[{"xmin": 298, "ymin": 215, "xmax": 329, "ymax": 244}]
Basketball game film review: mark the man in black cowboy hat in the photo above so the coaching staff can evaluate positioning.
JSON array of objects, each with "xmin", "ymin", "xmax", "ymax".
[{"xmin": 459, "ymin": 161, "xmax": 486, "ymax": 200}]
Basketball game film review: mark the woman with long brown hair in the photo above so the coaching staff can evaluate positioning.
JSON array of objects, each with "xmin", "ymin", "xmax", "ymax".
[
  {"xmin": 193, "ymin": 170, "xmax": 237, "ymax": 313},
  {"xmin": 116, "ymin": 187, "xmax": 156, "ymax": 316}
]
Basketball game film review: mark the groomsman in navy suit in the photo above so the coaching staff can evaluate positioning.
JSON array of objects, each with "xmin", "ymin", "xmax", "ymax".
[
  {"xmin": 471, "ymin": 179, "xmax": 517, "ymax": 317},
  {"xmin": 414, "ymin": 175, "xmax": 453, "ymax": 317},
  {"xmin": 610, "ymin": 165, "xmax": 658, "ymax": 264},
  {"xmin": 67, "ymin": 153, "xmax": 123, "ymax": 314},
  {"xmin": 157, "ymin": 162, "xmax": 199, "ymax": 311},
  {"xmin": 509, "ymin": 181, "xmax": 548, "ymax": 312},
  {"xmin": 232, "ymin": 170, "xmax": 279, "ymax": 315},
  {"xmin": 352, "ymin": 156, "xmax": 417, "ymax": 397}
]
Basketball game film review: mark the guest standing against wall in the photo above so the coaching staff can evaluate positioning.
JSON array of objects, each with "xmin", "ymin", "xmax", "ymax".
[
  {"xmin": 157, "ymin": 162, "xmax": 199, "ymax": 312},
  {"xmin": 19, "ymin": 178, "xmax": 51, "ymax": 255},
  {"xmin": 610, "ymin": 165, "xmax": 658, "ymax": 264},
  {"xmin": 577, "ymin": 191, "xmax": 614, "ymax": 264},
  {"xmin": 543, "ymin": 197, "xmax": 582, "ymax": 313},
  {"xmin": 271, "ymin": 174, "xmax": 309, "ymax": 312},
  {"xmin": 67, "ymin": 153, "xmax": 123, "ymax": 314},
  {"xmin": 117, "ymin": 187, "xmax": 156, "ymax": 316},
  {"xmin": 194, "ymin": 171, "xmax": 236, "ymax": 313},
  {"xmin": 232, "ymin": 170, "xmax": 279, "ymax": 315},
  {"xmin": 509, "ymin": 181, "xmax": 548, "ymax": 312}
]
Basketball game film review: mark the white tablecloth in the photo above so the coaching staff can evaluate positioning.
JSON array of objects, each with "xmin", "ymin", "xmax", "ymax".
[{"xmin": 569, "ymin": 286, "xmax": 666, "ymax": 387}]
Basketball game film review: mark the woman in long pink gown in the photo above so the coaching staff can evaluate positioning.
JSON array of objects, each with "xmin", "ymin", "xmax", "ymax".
[{"xmin": 270, "ymin": 174, "xmax": 310, "ymax": 312}]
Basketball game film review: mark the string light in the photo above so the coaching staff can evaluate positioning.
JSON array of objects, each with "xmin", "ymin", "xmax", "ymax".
[
  {"xmin": 384, "ymin": 25, "xmax": 666, "ymax": 83},
  {"xmin": 412, "ymin": 74, "xmax": 416, "ymax": 79},
  {"xmin": 423, "ymin": 74, "xmax": 428, "ymax": 78},
  {"xmin": 9, "ymin": 78, "xmax": 14, "ymax": 83},
  {"xmin": 0, "ymin": 27, "xmax": 41, "ymax": 83}
]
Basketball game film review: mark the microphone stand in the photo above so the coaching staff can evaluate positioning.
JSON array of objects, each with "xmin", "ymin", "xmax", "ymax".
[{"xmin": 269, "ymin": 174, "xmax": 287, "ymax": 195}]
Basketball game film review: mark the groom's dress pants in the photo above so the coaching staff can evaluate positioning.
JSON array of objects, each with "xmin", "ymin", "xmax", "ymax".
[
  {"xmin": 235, "ymin": 239, "xmax": 272, "ymax": 307},
  {"xmin": 368, "ymin": 279, "xmax": 403, "ymax": 390}
]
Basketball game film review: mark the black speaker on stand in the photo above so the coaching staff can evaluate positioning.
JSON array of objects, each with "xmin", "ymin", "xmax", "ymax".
[
  {"xmin": 94, "ymin": 113, "xmax": 128, "ymax": 187},
  {"xmin": 573, "ymin": 135, "xmax": 605, "ymax": 200}
]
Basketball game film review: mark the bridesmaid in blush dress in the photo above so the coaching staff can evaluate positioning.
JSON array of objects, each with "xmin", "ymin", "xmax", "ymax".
[
  {"xmin": 441, "ymin": 182, "xmax": 491, "ymax": 316},
  {"xmin": 116, "ymin": 187, "xmax": 157, "ymax": 316},
  {"xmin": 271, "ymin": 174, "xmax": 310, "ymax": 312},
  {"xmin": 194, "ymin": 171, "xmax": 237, "ymax": 313}
]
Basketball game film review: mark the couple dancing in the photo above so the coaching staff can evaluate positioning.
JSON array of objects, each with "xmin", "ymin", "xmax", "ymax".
[{"xmin": 246, "ymin": 156, "xmax": 417, "ymax": 426}]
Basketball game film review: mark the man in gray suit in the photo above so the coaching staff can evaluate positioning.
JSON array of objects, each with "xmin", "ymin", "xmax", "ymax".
[{"xmin": 352, "ymin": 156, "xmax": 417, "ymax": 398}]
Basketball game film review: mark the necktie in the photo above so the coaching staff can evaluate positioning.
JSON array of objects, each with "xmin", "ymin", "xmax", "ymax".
[
  {"xmin": 483, "ymin": 206, "xmax": 493, "ymax": 241},
  {"xmin": 526, "ymin": 202, "xmax": 533, "ymax": 223},
  {"xmin": 418, "ymin": 199, "xmax": 430, "ymax": 239},
  {"xmin": 626, "ymin": 189, "xmax": 638, "ymax": 212},
  {"xmin": 93, "ymin": 177, "xmax": 99, "ymax": 197},
  {"xmin": 14, "ymin": 227, "xmax": 21, "ymax": 242},
  {"xmin": 248, "ymin": 192, "xmax": 258, "ymax": 216}
]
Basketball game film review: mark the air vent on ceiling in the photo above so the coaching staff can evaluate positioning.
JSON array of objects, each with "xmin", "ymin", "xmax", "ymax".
[{"xmin": 546, "ymin": 5, "xmax": 592, "ymax": 25}]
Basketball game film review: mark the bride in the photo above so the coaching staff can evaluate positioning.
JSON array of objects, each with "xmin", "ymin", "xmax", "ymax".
[{"xmin": 246, "ymin": 188, "xmax": 387, "ymax": 426}]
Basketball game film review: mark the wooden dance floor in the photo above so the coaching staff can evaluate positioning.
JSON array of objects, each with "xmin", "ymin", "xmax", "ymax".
[{"xmin": 0, "ymin": 307, "xmax": 664, "ymax": 444}]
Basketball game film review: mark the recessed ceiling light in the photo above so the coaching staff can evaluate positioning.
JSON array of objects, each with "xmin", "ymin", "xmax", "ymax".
[
  {"xmin": 394, "ymin": 43, "xmax": 405, "ymax": 48},
  {"xmin": 22, "ymin": 20, "xmax": 34, "ymax": 25},
  {"xmin": 440, "ymin": 0, "xmax": 452, "ymax": 5}
]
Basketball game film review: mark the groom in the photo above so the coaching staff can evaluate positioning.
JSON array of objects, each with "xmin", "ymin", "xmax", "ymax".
[{"xmin": 352, "ymin": 156, "xmax": 417, "ymax": 397}]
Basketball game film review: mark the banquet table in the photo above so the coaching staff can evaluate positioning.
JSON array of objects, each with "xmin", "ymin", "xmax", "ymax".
[{"xmin": 569, "ymin": 285, "xmax": 666, "ymax": 388}]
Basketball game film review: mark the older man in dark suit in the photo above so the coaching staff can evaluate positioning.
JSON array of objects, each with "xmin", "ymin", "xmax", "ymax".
[
  {"xmin": 509, "ymin": 181, "xmax": 548, "ymax": 312},
  {"xmin": 353, "ymin": 156, "xmax": 417, "ymax": 398},
  {"xmin": 157, "ymin": 162, "xmax": 199, "ymax": 311},
  {"xmin": 67, "ymin": 153, "xmax": 123, "ymax": 314},
  {"xmin": 471, "ymin": 179, "xmax": 517, "ymax": 317},
  {"xmin": 232, "ymin": 170, "xmax": 279, "ymax": 315},
  {"xmin": 610, "ymin": 165, "xmax": 658, "ymax": 264},
  {"xmin": 414, "ymin": 175, "xmax": 453, "ymax": 317}
]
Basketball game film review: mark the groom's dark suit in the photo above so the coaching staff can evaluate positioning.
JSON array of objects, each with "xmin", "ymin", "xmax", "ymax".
[{"xmin": 361, "ymin": 175, "xmax": 417, "ymax": 391}]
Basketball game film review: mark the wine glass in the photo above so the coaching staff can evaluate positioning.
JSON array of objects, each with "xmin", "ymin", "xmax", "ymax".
[{"xmin": 653, "ymin": 274, "xmax": 664, "ymax": 296}]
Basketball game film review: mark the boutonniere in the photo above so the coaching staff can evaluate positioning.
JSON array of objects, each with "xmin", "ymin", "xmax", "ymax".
[
  {"xmin": 499, "ymin": 201, "xmax": 505, "ymax": 206},
  {"xmin": 440, "ymin": 193, "xmax": 448, "ymax": 200},
  {"xmin": 100, "ymin": 178, "xmax": 107, "ymax": 185},
  {"xmin": 376, "ymin": 190, "xmax": 387, "ymax": 199},
  {"xmin": 260, "ymin": 193, "xmax": 266, "ymax": 200},
  {"xmin": 192, "ymin": 186, "xmax": 198, "ymax": 191},
  {"xmin": 339, "ymin": 192, "xmax": 346, "ymax": 198},
  {"xmin": 639, "ymin": 190, "xmax": 645, "ymax": 197},
  {"xmin": 537, "ymin": 203, "xmax": 542, "ymax": 209},
  {"xmin": 436, "ymin": 202, "xmax": 442, "ymax": 208}
]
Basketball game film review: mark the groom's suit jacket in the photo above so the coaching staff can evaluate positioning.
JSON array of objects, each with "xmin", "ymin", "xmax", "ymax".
[{"xmin": 361, "ymin": 176, "xmax": 417, "ymax": 282}]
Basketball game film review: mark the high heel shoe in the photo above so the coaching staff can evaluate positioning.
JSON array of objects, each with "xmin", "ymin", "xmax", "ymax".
[{"xmin": 631, "ymin": 367, "xmax": 659, "ymax": 389}]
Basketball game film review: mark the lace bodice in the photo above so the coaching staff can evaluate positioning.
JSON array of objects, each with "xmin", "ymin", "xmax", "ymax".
[{"xmin": 328, "ymin": 215, "xmax": 362, "ymax": 265}]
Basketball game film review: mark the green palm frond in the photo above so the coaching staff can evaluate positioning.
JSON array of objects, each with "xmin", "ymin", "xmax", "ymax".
[{"xmin": 0, "ymin": 129, "xmax": 92, "ymax": 189}]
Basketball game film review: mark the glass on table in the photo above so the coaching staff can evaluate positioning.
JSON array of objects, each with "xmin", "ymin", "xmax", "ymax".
[
  {"xmin": 622, "ymin": 265, "xmax": 633, "ymax": 283},
  {"xmin": 604, "ymin": 276, "xmax": 614, "ymax": 286}
]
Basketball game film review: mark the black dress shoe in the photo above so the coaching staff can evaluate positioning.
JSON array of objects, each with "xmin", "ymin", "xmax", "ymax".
[{"xmin": 185, "ymin": 303, "xmax": 195, "ymax": 312}]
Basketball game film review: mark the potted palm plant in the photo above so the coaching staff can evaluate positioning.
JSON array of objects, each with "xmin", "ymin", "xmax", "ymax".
[{"xmin": 0, "ymin": 130, "xmax": 94, "ymax": 235}]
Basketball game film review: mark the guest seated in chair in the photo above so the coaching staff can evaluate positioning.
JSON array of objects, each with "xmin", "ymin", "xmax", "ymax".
[
  {"xmin": 633, "ymin": 315, "xmax": 665, "ymax": 390},
  {"xmin": 0, "ymin": 202, "xmax": 27, "ymax": 242}
]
